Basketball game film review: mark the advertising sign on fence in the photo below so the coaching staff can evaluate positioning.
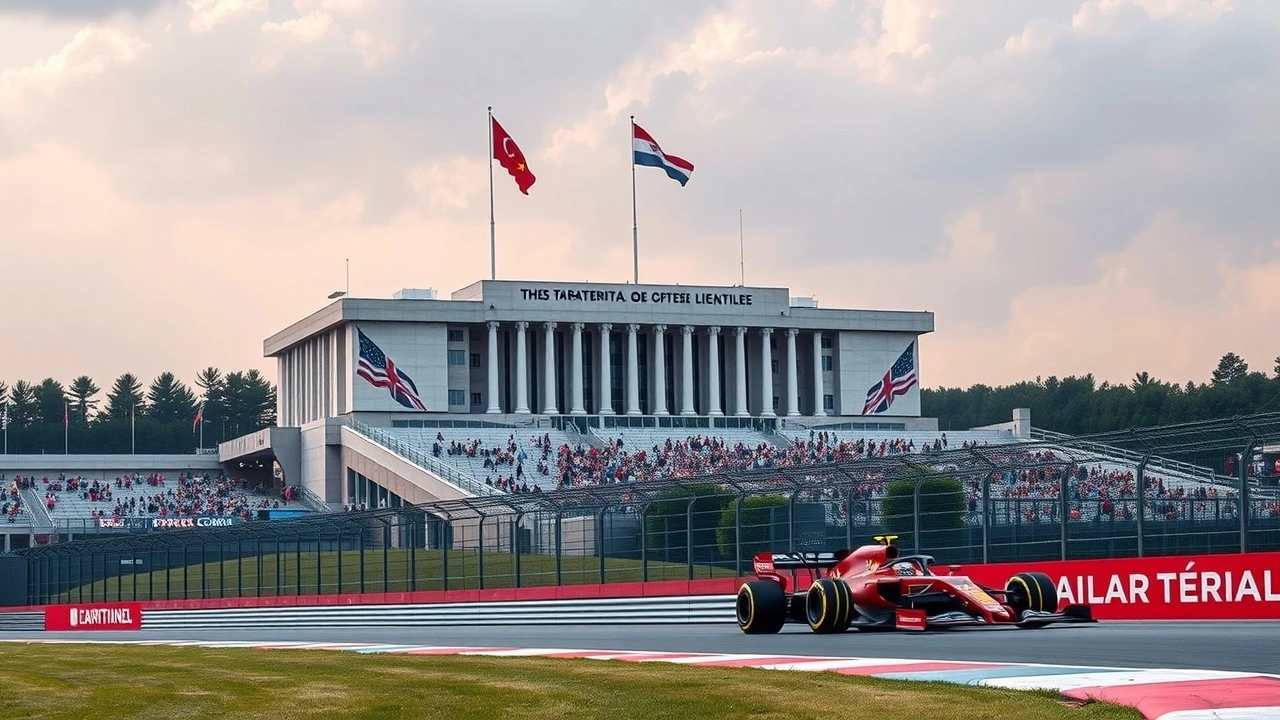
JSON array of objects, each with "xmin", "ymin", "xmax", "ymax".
[
  {"xmin": 152, "ymin": 516, "xmax": 243, "ymax": 530},
  {"xmin": 44, "ymin": 602, "xmax": 143, "ymax": 631},
  {"xmin": 959, "ymin": 551, "xmax": 1280, "ymax": 621}
]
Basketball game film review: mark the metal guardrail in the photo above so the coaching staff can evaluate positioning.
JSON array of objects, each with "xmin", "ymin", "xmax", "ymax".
[
  {"xmin": 136, "ymin": 595, "xmax": 735, "ymax": 629},
  {"xmin": 18, "ymin": 488, "xmax": 53, "ymax": 528},
  {"xmin": 344, "ymin": 419, "xmax": 498, "ymax": 497},
  {"xmin": 0, "ymin": 612, "xmax": 42, "ymax": 631}
]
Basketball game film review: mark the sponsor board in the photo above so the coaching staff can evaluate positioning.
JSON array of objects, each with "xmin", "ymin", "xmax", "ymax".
[
  {"xmin": 153, "ymin": 516, "xmax": 242, "ymax": 530},
  {"xmin": 959, "ymin": 552, "xmax": 1280, "ymax": 621},
  {"xmin": 44, "ymin": 602, "xmax": 142, "ymax": 631}
]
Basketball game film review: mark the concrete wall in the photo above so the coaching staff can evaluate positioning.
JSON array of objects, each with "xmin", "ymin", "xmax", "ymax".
[
  {"xmin": 351, "ymin": 321, "xmax": 448, "ymax": 413},
  {"xmin": 0, "ymin": 454, "xmax": 221, "ymax": 475},
  {"xmin": 836, "ymin": 330, "xmax": 921, "ymax": 418}
]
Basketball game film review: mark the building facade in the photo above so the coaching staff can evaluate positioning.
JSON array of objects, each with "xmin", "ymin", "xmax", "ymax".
[{"xmin": 265, "ymin": 280, "xmax": 935, "ymax": 427}]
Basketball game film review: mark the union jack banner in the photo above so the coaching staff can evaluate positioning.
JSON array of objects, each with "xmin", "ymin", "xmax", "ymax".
[
  {"xmin": 356, "ymin": 327, "xmax": 427, "ymax": 411},
  {"xmin": 862, "ymin": 341, "xmax": 917, "ymax": 415}
]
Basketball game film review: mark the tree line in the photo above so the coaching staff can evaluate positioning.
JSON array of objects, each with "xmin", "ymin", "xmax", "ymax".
[
  {"xmin": 0, "ymin": 368, "xmax": 276, "ymax": 455},
  {"xmin": 922, "ymin": 351, "xmax": 1280, "ymax": 436}
]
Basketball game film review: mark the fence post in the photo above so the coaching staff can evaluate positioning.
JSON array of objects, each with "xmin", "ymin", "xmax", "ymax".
[
  {"xmin": 912, "ymin": 480, "xmax": 922, "ymax": 555},
  {"xmin": 382, "ymin": 518, "xmax": 389, "ymax": 594},
  {"xmin": 1136, "ymin": 457, "xmax": 1148, "ymax": 558},
  {"xmin": 336, "ymin": 532, "xmax": 343, "ymax": 594},
  {"xmin": 477, "ymin": 512, "xmax": 487, "ymax": 591},
  {"xmin": 441, "ymin": 518, "xmax": 450, "ymax": 592},
  {"xmin": 1059, "ymin": 470, "xmax": 1069, "ymax": 561},
  {"xmin": 685, "ymin": 498, "xmax": 696, "ymax": 581},
  {"xmin": 554, "ymin": 510, "xmax": 563, "ymax": 586},
  {"xmin": 600, "ymin": 507, "xmax": 609, "ymax": 584},
  {"xmin": 981, "ymin": 474, "xmax": 991, "ymax": 564},
  {"xmin": 358, "ymin": 524, "xmax": 365, "ymax": 594},
  {"xmin": 639, "ymin": 505, "xmax": 649, "ymax": 583},
  {"xmin": 409, "ymin": 514, "xmax": 417, "ymax": 592},
  {"xmin": 1239, "ymin": 441, "xmax": 1255, "ymax": 553},
  {"xmin": 512, "ymin": 511, "xmax": 524, "ymax": 589},
  {"xmin": 734, "ymin": 493, "xmax": 744, "ymax": 578}
]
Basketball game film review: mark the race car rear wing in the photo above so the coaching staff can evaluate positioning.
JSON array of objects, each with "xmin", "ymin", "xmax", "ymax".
[{"xmin": 753, "ymin": 551, "xmax": 848, "ymax": 572}]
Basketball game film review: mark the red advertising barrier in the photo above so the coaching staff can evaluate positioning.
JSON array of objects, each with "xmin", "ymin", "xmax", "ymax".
[
  {"xmin": 957, "ymin": 552, "xmax": 1280, "ymax": 621},
  {"xmin": 44, "ymin": 602, "xmax": 143, "ymax": 631}
]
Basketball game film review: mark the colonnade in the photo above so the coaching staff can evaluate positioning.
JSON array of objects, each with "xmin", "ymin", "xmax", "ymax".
[{"xmin": 484, "ymin": 322, "xmax": 829, "ymax": 417}]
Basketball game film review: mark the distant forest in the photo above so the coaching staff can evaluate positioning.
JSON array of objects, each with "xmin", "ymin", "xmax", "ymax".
[
  {"xmin": 0, "ymin": 368, "xmax": 275, "ymax": 455},
  {"xmin": 922, "ymin": 352, "xmax": 1280, "ymax": 435}
]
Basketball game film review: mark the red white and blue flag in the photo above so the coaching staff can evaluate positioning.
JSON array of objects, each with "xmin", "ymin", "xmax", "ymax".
[
  {"xmin": 357, "ymin": 327, "xmax": 427, "ymax": 411},
  {"xmin": 862, "ymin": 341, "xmax": 917, "ymax": 415},
  {"xmin": 633, "ymin": 122, "xmax": 694, "ymax": 186}
]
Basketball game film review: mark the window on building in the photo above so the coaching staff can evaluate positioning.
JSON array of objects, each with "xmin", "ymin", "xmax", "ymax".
[
  {"xmin": 772, "ymin": 396, "xmax": 779, "ymax": 411},
  {"xmin": 470, "ymin": 353, "xmax": 481, "ymax": 368},
  {"xmin": 471, "ymin": 392, "xmax": 482, "ymax": 406},
  {"xmin": 770, "ymin": 338, "xmax": 777, "ymax": 349},
  {"xmin": 821, "ymin": 355, "xmax": 833, "ymax": 372},
  {"xmin": 448, "ymin": 349, "xmax": 466, "ymax": 365},
  {"xmin": 823, "ymin": 394, "xmax": 835, "ymax": 410},
  {"xmin": 821, "ymin": 336, "xmax": 832, "ymax": 349},
  {"xmin": 771, "ymin": 359, "xmax": 778, "ymax": 374},
  {"xmin": 447, "ymin": 329, "xmax": 465, "ymax": 342},
  {"xmin": 448, "ymin": 389, "xmax": 465, "ymax": 406}
]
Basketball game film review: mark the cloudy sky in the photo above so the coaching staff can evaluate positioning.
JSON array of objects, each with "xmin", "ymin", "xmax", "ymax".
[{"xmin": 2, "ymin": 0, "xmax": 1278, "ymax": 395}]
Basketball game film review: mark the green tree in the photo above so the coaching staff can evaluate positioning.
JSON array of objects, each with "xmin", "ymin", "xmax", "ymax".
[
  {"xmin": 32, "ymin": 378, "xmax": 68, "ymax": 424},
  {"xmin": 105, "ymin": 373, "xmax": 147, "ymax": 419},
  {"xmin": 716, "ymin": 494, "xmax": 788, "ymax": 561},
  {"xmin": 224, "ymin": 369, "xmax": 276, "ymax": 437},
  {"xmin": 67, "ymin": 375, "xmax": 101, "ymax": 423},
  {"xmin": 7, "ymin": 381, "xmax": 36, "ymax": 427},
  {"xmin": 195, "ymin": 367, "xmax": 226, "ymax": 439},
  {"xmin": 1211, "ymin": 352, "xmax": 1249, "ymax": 385},
  {"xmin": 146, "ymin": 372, "xmax": 198, "ymax": 425},
  {"xmin": 1274, "ymin": 356, "xmax": 1280, "ymax": 379},
  {"xmin": 0, "ymin": 380, "xmax": 8, "ymax": 408}
]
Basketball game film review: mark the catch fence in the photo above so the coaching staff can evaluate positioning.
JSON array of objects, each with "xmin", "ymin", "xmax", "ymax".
[{"xmin": 15, "ymin": 436, "xmax": 1280, "ymax": 605}]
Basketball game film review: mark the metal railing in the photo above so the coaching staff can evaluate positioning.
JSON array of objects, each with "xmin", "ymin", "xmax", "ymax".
[
  {"xmin": 1030, "ymin": 427, "xmax": 1228, "ymax": 486},
  {"xmin": 344, "ymin": 419, "xmax": 499, "ymax": 497}
]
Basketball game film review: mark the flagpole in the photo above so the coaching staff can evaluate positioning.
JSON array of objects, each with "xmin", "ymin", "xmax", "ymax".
[
  {"xmin": 131, "ymin": 404, "xmax": 136, "ymax": 454},
  {"xmin": 739, "ymin": 208, "xmax": 745, "ymax": 286},
  {"xmin": 630, "ymin": 115, "xmax": 639, "ymax": 284},
  {"xmin": 64, "ymin": 401, "xmax": 68, "ymax": 455},
  {"xmin": 488, "ymin": 106, "xmax": 496, "ymax": 281}
]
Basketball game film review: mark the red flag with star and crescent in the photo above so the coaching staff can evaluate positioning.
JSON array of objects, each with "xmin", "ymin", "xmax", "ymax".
[{"xmin": 491, "ymin": 115, "xmax": 535, "ymax": 194}]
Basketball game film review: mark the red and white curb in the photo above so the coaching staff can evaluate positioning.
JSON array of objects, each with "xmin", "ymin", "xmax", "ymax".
[{"xmin": 3, "ymin": 639, "xmax": 1277, "ymax": 720}]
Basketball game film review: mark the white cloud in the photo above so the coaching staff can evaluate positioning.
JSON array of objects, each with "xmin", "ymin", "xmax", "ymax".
[
  {"xmin": 188, "ymin": 0, "xmax": 266, "ymax": 34},
  {"xmin": 3, "ymin": 0, "xmax": 1280, "ymax": 392},
  {"xmin": 262, "ymin": 9, "xmax": 335, "ymax": 42}
]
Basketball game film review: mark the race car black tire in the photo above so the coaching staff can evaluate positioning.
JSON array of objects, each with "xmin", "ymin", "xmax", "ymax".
[
  {"xmin": 1005, "ymin": 571, "xmax": 1058, "ymax": 615},
  {"xmin": 737, "ymin": 580, "xmax": 787, "ymax": 634},
  {"xmin": 805, "ymin": 578, "xmax": 851, "ymax": 634}
]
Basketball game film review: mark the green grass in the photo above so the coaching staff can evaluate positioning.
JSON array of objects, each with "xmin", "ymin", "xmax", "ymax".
[
  {"xmin": 56, "ymin": 548, "xmax": 740, "ymax": 602},
  {"xmin": 0, "ymin": 644, "xmax": 1140, "ymax": 720}
]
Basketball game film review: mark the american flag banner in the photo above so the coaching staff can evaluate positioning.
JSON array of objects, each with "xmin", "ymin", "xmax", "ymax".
[
  {"xmin": 862, "ymin": 341, "xmax": 918, "ymax": 415},
  {"xmin": 356, "ymin": 327, "xmax": 427, "ymax": 411}
]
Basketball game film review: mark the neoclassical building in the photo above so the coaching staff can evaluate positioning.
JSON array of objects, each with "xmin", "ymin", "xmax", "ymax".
[{"xmin": 265, "ymin": 279, "xmax": 935, "ymax": 427}]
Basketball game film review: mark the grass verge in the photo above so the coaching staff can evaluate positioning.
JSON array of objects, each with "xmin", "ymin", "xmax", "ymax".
[
  {"xmin": 0, "ymin": 644, "xmax": 1139, "ymax": 720},
  {"xmin": 55, "ymin": 549, "xmax": 739, "ymax": 602}
]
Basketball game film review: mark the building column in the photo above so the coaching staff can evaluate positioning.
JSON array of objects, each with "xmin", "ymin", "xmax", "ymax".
[
  {"xmin": 486, "ymin": 321, "xmax": 501, "ymax": 413},
  {"xmin": 598, "ymin": 324, "xmax": 613, "ymax": 414},
  {"xmin": 570, "ymin": 322, "xmax": 585, "ymax": 415},
  {"xmin": 707, "ymin": 326, "xmax": 722, "ymax": 416},
  {"xmin": 542, "ymin": 322, "xmax": 558, "ymax": 414},
  {"xmin": 785, "ymin": 328, "xmax": 800, "ymax": 417},
  {"xmin": 514, "ymin": 321, "xmax": 529, "ymax": 414},
  {"xmin": 652, "ymin": 325, "xmax": 668, "ymax": 415},
  {"xmin": 760, "ymin": 328, "xmax": 775, "ymax": 417},
  {"xmin": 625, "ymin": 324, "xmax": 640, "ymax": 415},
  {"xmin": 680, "ymin": 325, "xmax": 695, "ymax": 415},
  {"xmin": 812, "ymin": 331, "xmax": 826, "ymax": 417},
  {"xmin": 733, "ymin": 327, "xmax": 748, "ymax": 417}
]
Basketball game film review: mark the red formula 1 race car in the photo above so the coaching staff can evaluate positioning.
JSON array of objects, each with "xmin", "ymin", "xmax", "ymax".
[{"xmin": 736, "ymin": 536, "xmax": 1095, "ymax": 634}]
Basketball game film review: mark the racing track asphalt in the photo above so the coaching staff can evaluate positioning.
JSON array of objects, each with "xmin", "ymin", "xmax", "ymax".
[{"xmin": 6, "ymin": 621, "xmax": 1277, "ymax": 674}]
